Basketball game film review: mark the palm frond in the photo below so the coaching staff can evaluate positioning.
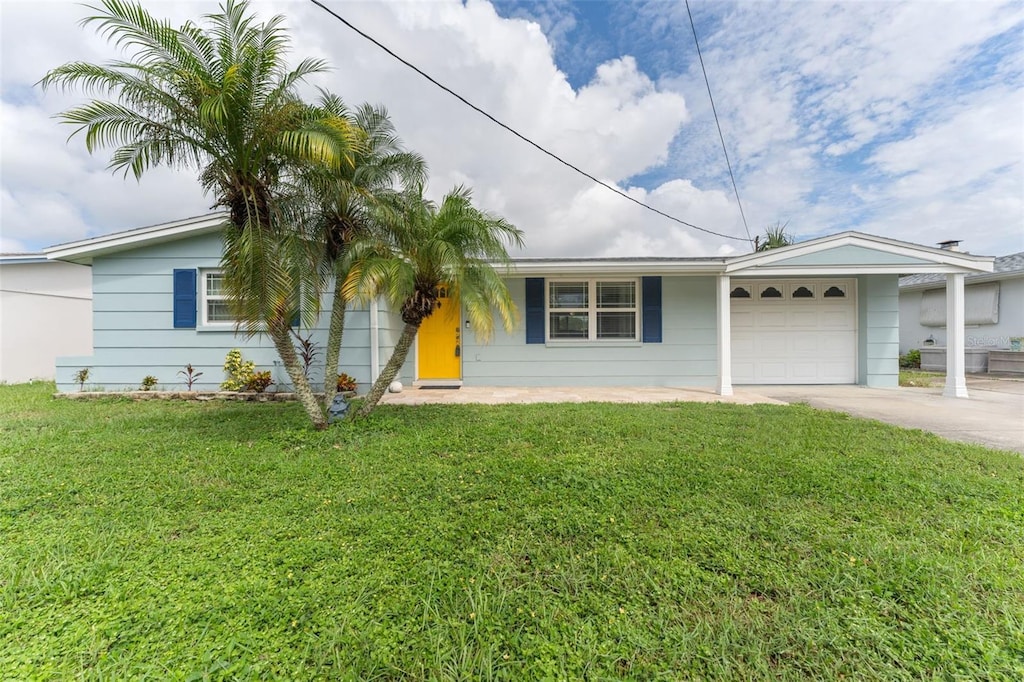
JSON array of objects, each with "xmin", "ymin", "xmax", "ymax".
[
  {"xmin": 43, "ymin": 0, "xmax": 405, "ymax": 344},
  {"xmin": 81, "ymin": 0, "xmax": 208, "ymax": 78}
]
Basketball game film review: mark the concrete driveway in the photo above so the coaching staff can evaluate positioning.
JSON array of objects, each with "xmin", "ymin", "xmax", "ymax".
[{"xmin": 754, "ymin": 378, "xmax": 1024, "ymax": 454}]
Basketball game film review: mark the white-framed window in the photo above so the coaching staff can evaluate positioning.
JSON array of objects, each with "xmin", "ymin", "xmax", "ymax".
[
  {"xmin": 547, "ymin": 279, "xmax": 638, "ymax": 341},
  {"xmin": 200, "ymin": 269, "xmax": 238, "ymax": 326}
]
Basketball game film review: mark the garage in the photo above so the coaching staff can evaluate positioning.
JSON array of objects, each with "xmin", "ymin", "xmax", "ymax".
[{"xmin": 731, "ymin": 279, "xmax": 856, "ymax": 384}]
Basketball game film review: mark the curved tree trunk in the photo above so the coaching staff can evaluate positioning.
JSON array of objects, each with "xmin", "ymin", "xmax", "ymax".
[
  {"xmin": 356, "ymin": 322, "xmax": 419, "ymax": 418},
  {"xmin": 321, "ymin": 277, "xmax": 348, "ymax": 411},
  {"xmin": 269, "ymin": 323, "xmax": 328, "ymax": 430}
]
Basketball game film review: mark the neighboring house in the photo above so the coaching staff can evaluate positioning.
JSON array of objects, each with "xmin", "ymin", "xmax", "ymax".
[
  {"xmin": 44, "ymin": 215, "xmax": 994, "ymax": 398},
  {"xmin": 899, "ymin": 251, "xmax": 1024, "ymax": 353},
  {"xmin": 0, "ymin": 254, "xmax": 93, "ymax": 383}
]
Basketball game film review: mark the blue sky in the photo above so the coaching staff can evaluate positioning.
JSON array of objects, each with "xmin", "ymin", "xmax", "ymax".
[
  {"xmin": 1, "ymin": 0, "xmax": 1022, "ymax": 257},
  {"xmin": 495, "ymin": 0, "xmax": 1024, "ymax": 249}
]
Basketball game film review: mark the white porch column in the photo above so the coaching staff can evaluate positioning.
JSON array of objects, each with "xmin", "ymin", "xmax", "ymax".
[
  {"xmin": 943, "ymin": 272, "xmax": 969, "ymax": 398},
  {"xmin": 716, "ymin": 274, "xmax": 733, "ymax": 396}
]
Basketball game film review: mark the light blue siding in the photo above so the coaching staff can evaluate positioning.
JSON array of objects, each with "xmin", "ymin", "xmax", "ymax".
[
  {"xmin": 56, "ymin": 230, "xmax": 373, "ymax": 393},
  {"xmin": 857, "ymin": 274, "xmax": 899, "ymax": 387},
  {"xmin": 767, "ymin": 245, "xmax": 937, "ymax": 267},
  {"xmin": 56, "ymin": 230, "xmax": 921, "ymax": 394},
  {"xmin": 371, "ymin": 301, "xmax": 413, "ymax": 387},
  {"xmin": 462, "ymin": 276, "xmax": 718, "ymax": 387},
  {"xmin": 94, "ymin": 273, "xmax": 178, "ymax": 294}
]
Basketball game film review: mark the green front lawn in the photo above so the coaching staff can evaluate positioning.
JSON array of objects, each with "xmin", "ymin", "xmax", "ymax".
[
  {"xmin": 1, "ymin": 383, "xmax": 1021, "ymax": 679},
  {"xmin": 899, "ymin": 369, "xmax": 945, "ymax": 387}
]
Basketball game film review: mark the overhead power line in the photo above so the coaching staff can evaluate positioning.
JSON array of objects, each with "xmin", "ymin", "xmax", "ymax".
[
  {"xmin": 684, "ymin": 0, "xmax": 754, "ymax": 250},
  {"xmin": 307, "ymin": 0, "xmax": 750, "ymax": 243}
]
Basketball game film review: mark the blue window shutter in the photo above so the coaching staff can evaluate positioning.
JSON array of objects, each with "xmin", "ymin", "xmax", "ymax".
[
  {"xmin": 173, "ymin": 269, "xmax": 197, "ymax": 329},
  {"xmin": 642, "ymin": 276, "xmax": 662, "ymax": 343},
  {"xmin": 525, "ymin": 277, "xmax": 545, "ymax": 344}
]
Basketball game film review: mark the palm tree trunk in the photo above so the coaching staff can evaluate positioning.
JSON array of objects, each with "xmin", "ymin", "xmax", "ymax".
[
  {"xmin": 356, "ymin": 322, "xmax": 419, "ymax": 418},
  {"xmin": 321, "ymin": 278, "xmax": 347, "ymax": 411},
  {"xmin": 269, "ymin": 323, "xmax": 328, "ymax": 430}
]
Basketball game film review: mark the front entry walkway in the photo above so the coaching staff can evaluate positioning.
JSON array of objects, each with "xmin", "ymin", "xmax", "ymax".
[
  {"xmin": 379, "ymin": 379, "xmax": 1024, "ymax": 454},
  {"xmin": 380, "ymin": 385, "xmax": 782, "ymax": 406}
]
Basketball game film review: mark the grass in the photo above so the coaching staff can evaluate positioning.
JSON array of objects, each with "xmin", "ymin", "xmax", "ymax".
[
  {"xmin": 899, "ymin": 369, "xmax": 944, "ymax": 387},
  {"xmin": 2, "ymin": 382, "xmax": 1022, "ymax": 680}
]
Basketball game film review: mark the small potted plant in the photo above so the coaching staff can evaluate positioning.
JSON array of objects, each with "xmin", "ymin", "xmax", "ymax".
[{"xmin": 178, "ymin": 363, "xmax": 204, "ymax": 390}]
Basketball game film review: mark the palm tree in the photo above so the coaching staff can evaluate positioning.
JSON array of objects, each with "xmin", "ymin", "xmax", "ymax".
[
  {"xmin": 755, "ymin": 221, "xmax": 794, "ymax": 251},
  {"xmin": 39, "ymin": 0, "xmax": 358, "ymax": 429},
  {"xmin": 303, "ymin": 96, "xmax": 426, "ymax": 410},
  {"xmin": 344, "ymin": 186, "xmax": 524, "ymax": 417}
]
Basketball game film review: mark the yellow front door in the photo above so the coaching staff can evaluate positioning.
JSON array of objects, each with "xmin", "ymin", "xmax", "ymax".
[{"xmin": 418, "ymin": 289, "xmax": 462, "ymax": 380}]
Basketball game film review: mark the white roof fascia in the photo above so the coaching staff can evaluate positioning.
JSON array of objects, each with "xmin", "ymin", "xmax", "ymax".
[
  {"xmin": 725, "ymin": 231, "xmax": 994, "ymax": 274},
  {"xmin": 0, "ymin": 254, "xmax": 49, "ymax": 265},
  {"xmin": 497, "ymin": 260, "xmax": 727, "ymax": 276},
  {"xmin": 731, "ymin": 264, "xmax": 984, "ymax": 277},
  {"xmin": 44, "ymin": 213, "xmax": 226, "ymax": 264}
]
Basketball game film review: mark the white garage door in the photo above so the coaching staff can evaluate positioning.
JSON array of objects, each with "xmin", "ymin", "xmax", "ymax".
[{"xmin": 732, "ymin": 279, "xmax": 856, "ymax": 384}]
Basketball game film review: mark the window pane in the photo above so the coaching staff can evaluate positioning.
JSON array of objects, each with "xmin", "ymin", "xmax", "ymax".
[
  {"xmin": 823, "ymin": 285, "xmax": 846, "ymax": 298},
  {"xmin": 597, "ymin": 281, "xmax": 635, "ymax": 308},
  {"xmin": 597, "ymin": 311, "xmax": 636, "ymax": 339},
  {"xmin": 550, "ymin": 282, "xmax": 588, "ymax": 309},
  {"xmin": 207, "ymin": 300, "xmax": 234, "ymax": 323},
  {"xmin": 206, "ymin": 272, "xmax": 226, "ymax": 296},
  {"xmin": 549, "ymin": 312, "xmax": 588, "ymax": 338}
]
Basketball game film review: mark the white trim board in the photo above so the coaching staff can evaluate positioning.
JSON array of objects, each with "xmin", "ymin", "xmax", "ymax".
[
  {"xmin": 725, "ymin": 232, "xmax": 993, "ymax": 272},
  {"xmin": 45, "ymin": 214, "xmax": 226, "ymax": 264}
]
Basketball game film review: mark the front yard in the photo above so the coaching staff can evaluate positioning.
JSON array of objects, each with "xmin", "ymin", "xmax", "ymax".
[
  {"xmin": 1, "ymin": 382, "xmax": 1021, "ymax": 679},
  {"xmin": 899, "ymin": 369, "xmax": 945, "ymax": 387}
]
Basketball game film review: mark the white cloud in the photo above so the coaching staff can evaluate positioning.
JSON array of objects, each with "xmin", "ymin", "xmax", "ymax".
[
  {"xmin": 3, "ymin": 0, "xmax": 699, "ymax": 255},
  {"xmin": 1, "ymin": 0, "xmax": 1022, "ymax": 260},
  {"xmin": 642, "ymin": 0, "xmax": 1023, "ymax": 249},
  {"xmin": 279, "ymin": 0, "xmax": 694, "ymax": 254},
  {"xmin": 0, "ymin": 96, "xmax": 211, "ymax": 248},
  {"xmin": 857, "ymin": 84, "xmax": 1024, "ymax": 254}
]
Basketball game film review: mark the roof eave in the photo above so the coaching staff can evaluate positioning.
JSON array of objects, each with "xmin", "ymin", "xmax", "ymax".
[
  {"xmin": 731, "ymin": 264, "xmax": 992, "ymax": 277},
  {"xmin": 726, "ymin": 231, "xmax": 994, "ymax": 275},
  {"xmin": 899, "ymin": 269, "xmax": 1024, "ymax": 291},
  {"xmin": 0, "ymin": 253, "xmax": 49, "ymax": 265},
  {"xmin": 44, "ymin": 214, "xmax": 226, "ymax": 264},
  {"xmin": 497, "ymin": 260, "xmax": 728, "ymax": 276}
]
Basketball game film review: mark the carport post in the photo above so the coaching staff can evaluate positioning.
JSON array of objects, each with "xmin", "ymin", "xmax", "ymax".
[
  {"xmin": 943, "ymin": 272, "xmax": 969, "ymax": 398},
  {"xmin": 717, "ymin": 274, "xmax": 733, "ymax": 396}
]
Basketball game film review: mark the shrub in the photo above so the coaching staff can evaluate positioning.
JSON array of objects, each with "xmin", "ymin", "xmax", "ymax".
[
  {"xmin": 221, "ymin": 349, "xmax": 256, "ymax": 391},
  {"xmin": 900, "ymin": 349, "xmax": 921, "ymax": 369},
  {"xmin": 336, "ymin": 373, "xmax": 357, "ymax": 392},
  {"xmin": 140, "ymin": 375, "xmax": 158, "ymax": 391},
  {"xmin": 177, "ymin": 363, "xmax": 204, "ymax": 390},
  {"xmin": 291, "ymin": 331, "xmax": 319, "ymax": 378},
  {"xmin": 74, "ymin": 368, "xmax": 90, "ymax": 391},
  {"xmin": 246, "ymin": 371, "xmax": 272, "ymax": 393}
]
